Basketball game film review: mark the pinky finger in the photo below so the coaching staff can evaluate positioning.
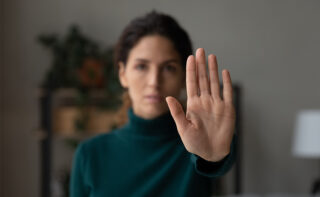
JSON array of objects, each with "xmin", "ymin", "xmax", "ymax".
[{"xmin": 222, "ymin": 69, "xmax": 233, "ymax": 104}]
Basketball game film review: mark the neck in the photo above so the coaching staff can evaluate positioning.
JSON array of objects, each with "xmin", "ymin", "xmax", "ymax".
[{"xmin": 118, "ymin": 108, "xmax": 179, "ymax": 139}]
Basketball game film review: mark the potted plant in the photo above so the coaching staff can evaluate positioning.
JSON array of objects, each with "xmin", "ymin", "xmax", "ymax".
[{"xmin": 38, "ymin": 25, "xmax": 123, "ymax": 138}]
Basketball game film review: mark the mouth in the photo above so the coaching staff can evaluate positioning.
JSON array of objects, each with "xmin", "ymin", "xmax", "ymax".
[{"xmin": 144, "ymin": 95, "xmax": 164, "ymax": 103}]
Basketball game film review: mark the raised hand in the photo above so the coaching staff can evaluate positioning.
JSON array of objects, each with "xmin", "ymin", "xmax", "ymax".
[{"xmin": 166, "ymin": 48, "xmax": 236, "ymax": 162}]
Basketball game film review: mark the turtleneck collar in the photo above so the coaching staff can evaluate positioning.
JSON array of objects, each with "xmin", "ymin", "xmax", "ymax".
[{"xmin": 118, "ymin": 108, "xmax": 179, "ymax": 139}]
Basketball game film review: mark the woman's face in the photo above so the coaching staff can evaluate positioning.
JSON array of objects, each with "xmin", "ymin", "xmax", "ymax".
[{"xmin": 118, "ymin": 35, "xmax": 185, "ymax": 119}]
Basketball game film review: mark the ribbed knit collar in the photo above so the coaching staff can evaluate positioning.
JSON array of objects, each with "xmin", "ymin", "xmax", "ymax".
[{"xmin": 119, "ymin": 108, "xmax": 179, "ymax": 139}]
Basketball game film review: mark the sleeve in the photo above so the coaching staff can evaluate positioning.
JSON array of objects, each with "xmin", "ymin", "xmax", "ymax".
[
  {"xmin": 190, "ymin": 134, "xmax": 237, "ymax": 178},
  {"xmin": 69, "ymin": 143, "xmax": 90, "ymax": 197}
]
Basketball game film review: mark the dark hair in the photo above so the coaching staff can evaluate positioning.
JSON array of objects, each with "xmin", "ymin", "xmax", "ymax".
[
  {"xmin": 114, "ymin": 10, "xmax": 193, "ymax": 68},
  {"xmin": 113, "ymin": 10, "xmax": 193, "ymax": 126}
]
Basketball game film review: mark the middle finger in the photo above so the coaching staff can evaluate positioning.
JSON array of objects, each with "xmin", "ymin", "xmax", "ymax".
[{"xmin": 196, "ymin": 48, "xmax": 210, "ymax": 95}]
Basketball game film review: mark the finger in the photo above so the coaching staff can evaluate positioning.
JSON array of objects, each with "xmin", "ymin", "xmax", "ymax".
[
  {"xmin": 186, "ymin": 55, "xmax": 198, "ymax": 98},
  {"xmin": 208, "ymin": 54, "xmax": 221, "ymax": 100},
  {"xmin": 166, "ymin": 96, "xmax": 189, "ymax": 134},
  {"xmin": 196, "ymin": 48, "xmax": 210, "ymax": 95},
  {"xmin": 222, "ymin": 69, "xmax": 233, "ymax": 104}
]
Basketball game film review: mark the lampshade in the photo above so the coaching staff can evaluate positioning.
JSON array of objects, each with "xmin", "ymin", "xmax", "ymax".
[{"xmin": 292, "ymin": 110, "xmax": 320, "ymax": 158}]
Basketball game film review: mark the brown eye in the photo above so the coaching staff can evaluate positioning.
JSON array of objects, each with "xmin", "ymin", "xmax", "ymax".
[
  {"xmin": 164, "ymin": 65, "xmax": 176, "ymax": 72},
  {"xmin": 135, "ymin": 64, "xmax": 147, "ymax": 70}
]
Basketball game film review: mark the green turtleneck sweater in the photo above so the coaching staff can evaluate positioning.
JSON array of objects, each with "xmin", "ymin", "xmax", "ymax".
[{"xmin": 70, "ymin": 108, "xmax": 237, "ymax": 197}]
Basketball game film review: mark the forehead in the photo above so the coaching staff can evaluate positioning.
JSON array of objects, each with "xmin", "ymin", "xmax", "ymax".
[{"xmin": 127, "ymin": 35, "xmax": 181, "ymax": 64}]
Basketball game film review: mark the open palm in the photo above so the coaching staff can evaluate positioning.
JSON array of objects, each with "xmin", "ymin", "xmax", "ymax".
[{"xmin": 166, "ymin": 48, "xmax": 236, "ymax": 162}]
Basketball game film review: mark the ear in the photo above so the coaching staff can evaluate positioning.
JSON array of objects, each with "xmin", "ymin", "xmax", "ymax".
[{"xmin": 118, "ymin": 61, "xmax": 128, "ymax": 88}]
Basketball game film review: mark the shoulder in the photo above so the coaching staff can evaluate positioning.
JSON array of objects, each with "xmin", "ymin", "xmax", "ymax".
[{"xmin": 76, "ymin": 128, "xmax": 122, "ymax": 154}]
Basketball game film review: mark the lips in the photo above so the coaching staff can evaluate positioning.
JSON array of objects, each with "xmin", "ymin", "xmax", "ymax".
[{"xmin": 145, "ymin": 94, "xmax": 164, "ymax": 103}]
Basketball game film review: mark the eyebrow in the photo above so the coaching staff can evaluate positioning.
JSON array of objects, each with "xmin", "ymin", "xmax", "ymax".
[{"xmin": 135, "ymin": 58, "xmax": 180, "ymax": 65}]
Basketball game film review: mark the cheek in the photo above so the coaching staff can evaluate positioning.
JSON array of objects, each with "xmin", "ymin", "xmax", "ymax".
[
  {"xmin": 128, "ymin": 68, "xmax": 144, "ymax": 79},
  {"xmin": 165, "ymin": 76, "xmax": 185, "ymax": 95},
  {"xmin": 126, "ymin": 75, "xmax": 145, "ymax": 97}
]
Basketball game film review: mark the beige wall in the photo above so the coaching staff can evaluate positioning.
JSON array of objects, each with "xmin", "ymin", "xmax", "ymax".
[{"xmin": 2, "ymin": 0, "xmax": 320, "ymax": 196}]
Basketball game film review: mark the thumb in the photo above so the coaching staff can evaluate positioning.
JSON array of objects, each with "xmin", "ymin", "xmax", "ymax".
[{"xmin": 166, "ymin": 96, "xmax": 189, "ymax": 135}]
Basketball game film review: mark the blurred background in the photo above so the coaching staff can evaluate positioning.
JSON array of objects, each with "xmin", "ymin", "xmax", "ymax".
[{"xmin": 1, "ymin": 0, "xmax": 320, "ymax": 196}]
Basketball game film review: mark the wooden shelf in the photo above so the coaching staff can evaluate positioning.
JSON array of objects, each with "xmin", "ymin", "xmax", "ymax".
[{"xmin": 52, "ymin": 131, "xmax": 109, "ymax": 141}]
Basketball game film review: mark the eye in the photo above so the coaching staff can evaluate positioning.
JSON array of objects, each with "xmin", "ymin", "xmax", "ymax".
[
  {"xmin": 135, "ymin": 64, "xmax": 147, "ymax": 70},
  {"xmin": 164, "ymin": 65, "xmax": 176, "ymax": 72}
]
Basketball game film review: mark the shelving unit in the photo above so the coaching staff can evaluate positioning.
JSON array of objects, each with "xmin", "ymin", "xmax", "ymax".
[{"xmin": 38, "ymin": 88, "xmax": 112, "ymax": 197}]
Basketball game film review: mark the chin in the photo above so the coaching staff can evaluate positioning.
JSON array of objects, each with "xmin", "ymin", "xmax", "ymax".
[{"xmin": 143, "ymin": 105, "xmax": 169, "ymax": 119}]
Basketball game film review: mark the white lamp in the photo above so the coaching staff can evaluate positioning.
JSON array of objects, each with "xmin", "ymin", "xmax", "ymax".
[
  {"xmin": 292, "ymin": 110, "xmax": 320, "ymax": 158},
  {"xmin": 292, "ymin": 109, "xmax": 320, "ymax": 194}
]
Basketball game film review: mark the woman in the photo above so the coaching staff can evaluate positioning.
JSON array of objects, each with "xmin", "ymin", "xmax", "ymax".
[{"xmin": 70, "ymin": 10, "xmax": 237, "ymax": 197}]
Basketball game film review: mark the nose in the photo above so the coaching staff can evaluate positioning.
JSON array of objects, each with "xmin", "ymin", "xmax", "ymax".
[{"xmin": 148, "ymin": 68, "xmax": 161, "ymax": 88}]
